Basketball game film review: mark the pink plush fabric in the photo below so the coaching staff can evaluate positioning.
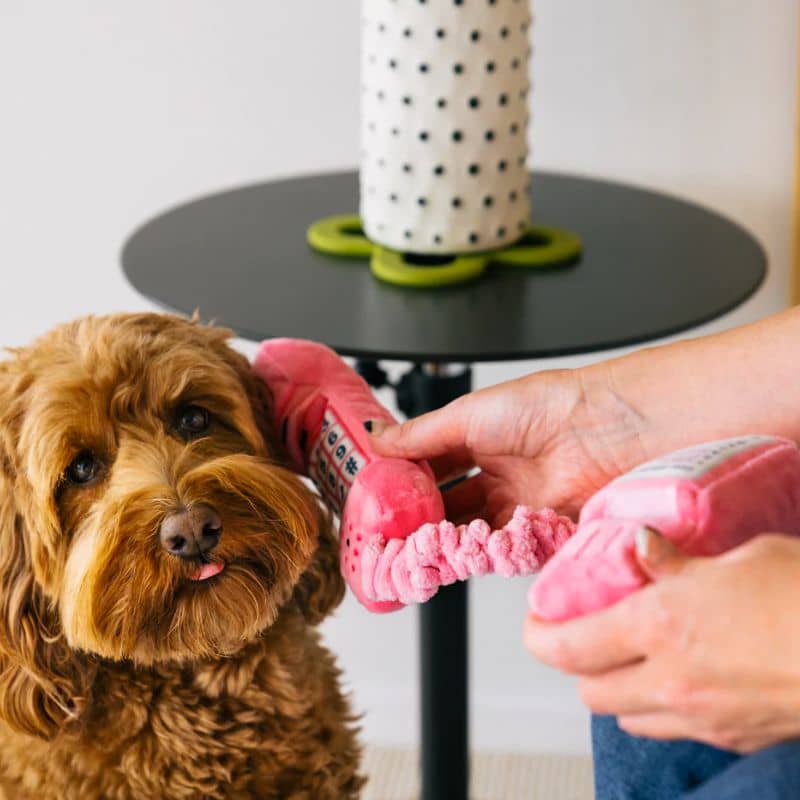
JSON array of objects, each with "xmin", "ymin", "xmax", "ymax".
[
  {"xmin": 530, "ymin": 436, "xmax": 800, "ymax": 621},
  {"xmin": 360, "ymin": 506, "xmax": 576, "ymax": 604},
  {"xmin": 254, "ymin": 339, "xmax": 445, "ymax": 613},
  {"xmin": 527, "ymin": 519, "xmax": 649, "ymax": 622}
]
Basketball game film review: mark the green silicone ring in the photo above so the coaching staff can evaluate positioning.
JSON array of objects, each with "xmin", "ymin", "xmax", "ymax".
[
  {"xmin": 308, "ymin": 216, "xmax": 581, "ymax": 286},
  {"xmin": 307, "ymin": 215, "xmax": 373, "ymax": 259},
  {"xmin": 371, "ymin": 247, "xmax": 489, "ymax": 288},
  {"xmin": 492, "ymin": 225, "xmax": 582, "ymax": 268}
]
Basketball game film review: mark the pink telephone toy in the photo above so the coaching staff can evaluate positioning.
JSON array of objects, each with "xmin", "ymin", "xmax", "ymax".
[{"xmin": 254, "ymin": 339, "xmax": 800, "ymax": 620}]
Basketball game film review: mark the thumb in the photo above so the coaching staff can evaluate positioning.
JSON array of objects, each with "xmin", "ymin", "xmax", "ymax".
[
  {"xmin": 366, "ymin": 400, "xmax": 469, "ymax": 461},
  {"xmin": 635, "ymin": 527, "xmax": 692, "ymax": 580}
]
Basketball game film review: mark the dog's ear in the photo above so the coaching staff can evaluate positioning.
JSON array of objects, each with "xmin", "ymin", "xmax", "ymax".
[
  {"xmin": 292, "ymin": 505, "xmax": 345, "ymax": 625},
  {"xmin": 201, "ymin": 329, "xmax": 283, "ymax": 456},
  {"xmin": 0, "ymin": 370, "xmax": 92, "ymax": 739}
]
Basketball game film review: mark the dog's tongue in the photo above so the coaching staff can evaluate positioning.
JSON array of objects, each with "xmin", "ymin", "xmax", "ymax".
[{"xmin": 189, "ymin": 560, "xmax": 225, "ymax": 582}]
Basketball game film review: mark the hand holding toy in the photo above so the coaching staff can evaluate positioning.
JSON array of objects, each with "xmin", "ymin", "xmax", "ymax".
[
  {"xmin": 530, "ymin": 435, "xmax": 800, "ymax": 621},
  {"xmin": 254, "ymin": 341, "xmax": 800, "ymax": 624}
]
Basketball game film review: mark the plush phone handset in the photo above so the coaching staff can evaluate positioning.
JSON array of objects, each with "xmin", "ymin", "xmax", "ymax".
[
  {"xmin": 253, "ymin": 339, "xmax": 576, "ymax": 612},
  {"xmin": 254, "ymin": 338, "xmax": 445, "ymax": 613},
  {"xmin": 530, "ymin": 435, "xmax": 800, "ymax": 621}
]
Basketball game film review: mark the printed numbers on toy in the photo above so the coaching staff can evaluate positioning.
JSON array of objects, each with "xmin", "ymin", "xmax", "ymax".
[
  {"xmin": 308, "ymin": 408, "xmax": 370, "ymax": 515},
  {"xmin": 344, "ymin": 453, "xmax": 364, "ymax": 477}
]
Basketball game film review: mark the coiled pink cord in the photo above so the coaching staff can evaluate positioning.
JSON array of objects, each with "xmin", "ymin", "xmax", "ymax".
[{"xmin": 359, "ymin": 506, "xmax": 577, "ymax": 605}]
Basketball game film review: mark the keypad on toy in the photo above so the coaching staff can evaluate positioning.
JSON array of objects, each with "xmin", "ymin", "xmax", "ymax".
[{"xmin": 309, "ymin": 409, "xmax": 366, "ymax": 515}]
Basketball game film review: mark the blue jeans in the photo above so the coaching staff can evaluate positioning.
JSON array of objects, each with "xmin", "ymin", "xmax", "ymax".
[{"xmin": 592, "ymin": 714, "xmax": 800, "ymax": 799}]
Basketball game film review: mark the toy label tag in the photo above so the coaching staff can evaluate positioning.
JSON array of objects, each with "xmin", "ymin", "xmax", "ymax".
[
  {"xmin": 617, "ymin": 436, "xmax": 776, "ymax": 482},
  {"xmin": 309, "ymin": 409, "xmax": 366, "ymax": 515}
]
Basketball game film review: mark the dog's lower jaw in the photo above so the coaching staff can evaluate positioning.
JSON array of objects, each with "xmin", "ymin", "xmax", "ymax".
[{"xmin": 0, "ymin": 609, "xmax": 363, "ymax": 800}]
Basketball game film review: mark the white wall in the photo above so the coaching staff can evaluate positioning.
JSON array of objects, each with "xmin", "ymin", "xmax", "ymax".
[{"xmin": 0, "ymin": 1, "xmax": 796, "ymax": 756}]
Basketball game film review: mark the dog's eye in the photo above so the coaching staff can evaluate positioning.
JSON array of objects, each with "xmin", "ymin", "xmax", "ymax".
[
  {"xmin": 177, "ymin": 405, "xmax": 210, "ymax": 437},
  {"xmin": 66, "ymin": 451, "xmax": 100, "ymax": 485}
]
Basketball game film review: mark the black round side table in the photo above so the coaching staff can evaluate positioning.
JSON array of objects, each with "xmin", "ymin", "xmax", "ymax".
[{"xmin": 121, "ymin": 170, "xmax": 766, "ymax": 800}]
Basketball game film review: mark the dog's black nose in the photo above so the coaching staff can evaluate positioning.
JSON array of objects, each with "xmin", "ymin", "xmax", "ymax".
[{"xmin": 160, "ymin": 504, "xmax": 222, "ymax": 559}]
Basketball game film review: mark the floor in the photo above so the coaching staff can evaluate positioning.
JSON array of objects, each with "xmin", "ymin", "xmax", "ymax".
[{"xmin": 362, "ymin": 747, "xmax": 595, "ymax": 800}]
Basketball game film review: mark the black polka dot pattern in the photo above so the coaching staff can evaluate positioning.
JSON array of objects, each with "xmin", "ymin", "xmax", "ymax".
[{"xmin": 360, "ymin": 1, "xmax": 532, "ymax": 253}]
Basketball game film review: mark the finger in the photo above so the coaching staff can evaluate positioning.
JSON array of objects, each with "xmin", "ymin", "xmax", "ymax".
[
  {"xmin": 524, "ymin": 601, "xmax": 648, "ymax": 675},
  {"xmin": 617, "ymin": 712, "xmax": 693, "ymax": 742},
  {"xmin": 635, "ymin": 527, "xmax": 693, "ymax": 581},
  {"xmin": 366, "ymin": 418, "xmax": 476, "ymax": 483},
  {"xmin": 579, "ymin": 663, "xmax": 668, "ymax": 717},
  {"xmin": 368, "ymin": 399, "xmax": 470, "ymax": 461}
]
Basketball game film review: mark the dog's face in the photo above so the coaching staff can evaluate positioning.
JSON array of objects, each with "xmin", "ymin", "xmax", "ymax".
[{"xmin": 0, "ymin": 313, "xmax": 342, "ymax": 736}]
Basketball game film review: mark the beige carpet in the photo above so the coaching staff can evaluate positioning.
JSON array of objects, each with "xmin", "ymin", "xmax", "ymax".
[{"xmin": 362, "ymin": 747, "xmax": 594, "ymax": 800}]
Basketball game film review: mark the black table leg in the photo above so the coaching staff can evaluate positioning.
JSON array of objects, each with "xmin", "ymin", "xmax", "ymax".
[
  {"xmin": 397, "ymin": 363, "xmax": 473, "ymax": 800},
  {"xmin": 357, "ymin": 359, "xmax": 473, "ymax": 800},
  {"xmin": 420, "ymin": 581, "xmax": 469, "ymax": 800}
]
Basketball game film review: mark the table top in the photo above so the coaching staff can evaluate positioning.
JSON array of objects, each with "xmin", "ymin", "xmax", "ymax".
[{"xmin": 121, "ymin": 171, "xmax": 765, "ymax": 363}]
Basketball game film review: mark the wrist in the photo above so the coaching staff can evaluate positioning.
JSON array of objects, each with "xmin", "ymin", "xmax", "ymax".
[
  {"xmin": 603, "ymin": 309, "xmax": 800, "ymax": 456},
  {"xmin": 576, "ymin": 334, "xmax": 746, "ymax": 466},
  {"xmin": 563, "ymin": 361, "xmax": 652, "ymax": 478}
]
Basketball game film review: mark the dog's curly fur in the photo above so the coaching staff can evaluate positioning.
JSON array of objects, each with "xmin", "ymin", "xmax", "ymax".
[{"xmin": 0, "ymin": 313, "xmax": 363, "ymax": 799}]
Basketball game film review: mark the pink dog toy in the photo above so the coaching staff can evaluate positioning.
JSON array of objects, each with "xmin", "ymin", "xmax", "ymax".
[
  {"xmin": 529, "ymin": 435, "xmax": 800, "ymax": 621},
  {"xmin": 253, "ymin": 339, "xmax": 573, "ymax": 612},
  {"xmin": 254, "ymin": 340, "xmax": 800, "ymax": 622}
]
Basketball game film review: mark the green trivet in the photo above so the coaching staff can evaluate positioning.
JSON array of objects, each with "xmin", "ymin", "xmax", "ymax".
[{"xmin": 307, "ymin": 215, "xmax": 582, "ymax": 288}]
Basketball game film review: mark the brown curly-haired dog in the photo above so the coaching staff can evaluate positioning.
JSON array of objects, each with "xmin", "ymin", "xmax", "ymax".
[{"xmin": 0, "ymin": 312, "xmax": 363, "ymax": 799}]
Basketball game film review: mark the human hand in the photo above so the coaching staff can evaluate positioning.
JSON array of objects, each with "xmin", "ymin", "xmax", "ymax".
[
  {"xmin": 369, "ymin": 366, "xmax": 649, "ymax": 527},
  {"xmin": 524, "ymin": 529, "xmax": 800, "ymax": 753}
]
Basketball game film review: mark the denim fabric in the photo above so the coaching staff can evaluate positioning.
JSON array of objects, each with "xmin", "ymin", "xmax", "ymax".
[{"xmin": 592, "ymin": 714, "xmax": 800, "ymax": 799}]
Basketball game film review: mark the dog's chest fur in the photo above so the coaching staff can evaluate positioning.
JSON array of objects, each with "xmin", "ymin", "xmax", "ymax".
[{"xmin": 0, "ymin": 612, "xmax": 362, "ymax": 800}]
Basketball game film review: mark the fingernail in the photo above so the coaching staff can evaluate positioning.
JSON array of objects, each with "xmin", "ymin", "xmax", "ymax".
[
  {"xmin": 635, "ymin": 526, "xmax": 668, "ymax": 562},
  {"xmin": 635, "ymin": 526, "xmax": 652, "ymax": 559},
  {"xmin": 364, "ymin": 420, "xmax": 388, "ymax": 436}
]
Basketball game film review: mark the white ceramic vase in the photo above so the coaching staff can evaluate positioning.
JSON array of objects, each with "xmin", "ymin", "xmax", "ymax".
[{"xmin": 360, "ymin": 0, "xmax": 531, "ymax": 255}]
